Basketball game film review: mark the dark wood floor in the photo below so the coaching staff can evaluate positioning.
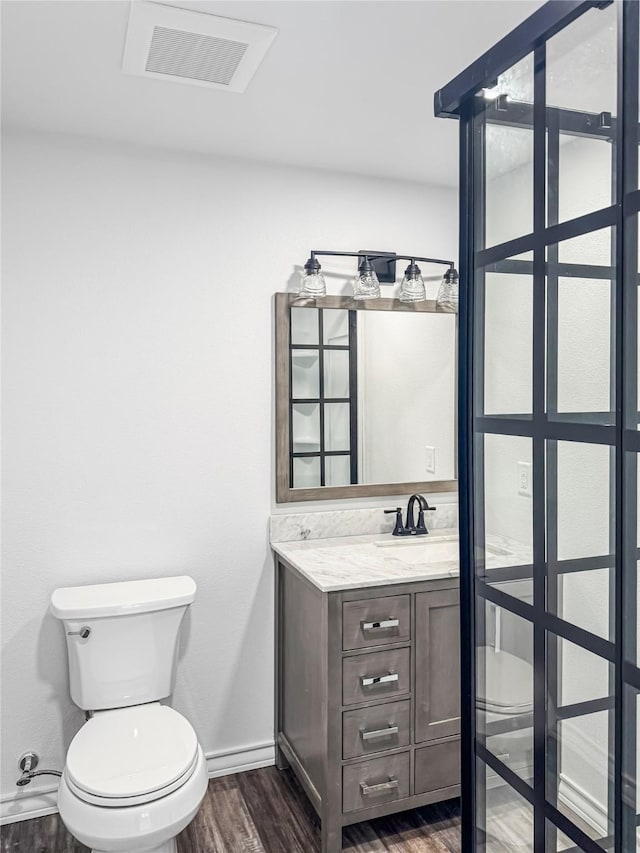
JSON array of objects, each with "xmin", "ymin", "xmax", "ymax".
[{"xmin": 1, "ymin": 766, "xmax": 461, "ymax": 853}]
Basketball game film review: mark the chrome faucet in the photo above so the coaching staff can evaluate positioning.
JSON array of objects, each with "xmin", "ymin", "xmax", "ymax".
[{"xmin": 384, "ymin": 494, "xmax": 436, "ymax": 536}]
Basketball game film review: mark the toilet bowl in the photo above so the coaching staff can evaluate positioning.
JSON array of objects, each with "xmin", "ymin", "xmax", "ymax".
[
  {"xmin": 50, "ymin": 576, "xmax": 207, "ymax": 853},
  {"xmin": 477, "ymin": 645, "xmax": 534, "ymax": 781},
  {"xmin": 57, "ymin": 704, "xmax": 208, "ymax": 853}
]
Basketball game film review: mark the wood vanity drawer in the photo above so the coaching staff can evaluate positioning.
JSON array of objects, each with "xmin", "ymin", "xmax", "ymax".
[
  {"xmin": 342, "ymin": 595, "xmax": 411, "ymax": 650},
  {"xmin": 342, "ymin": 699, "xmax": 410, "ymax": 759},
  {"xmin": 414, "ymin": 738, "xmax": 460, "ymax": 795},
  {"xmin": 342, "ymin": 751, "xmax": 410, "ymax": 813},
  {"xmin": 342, "ymin": 648, "xmax": 410, "ymax": 706}
]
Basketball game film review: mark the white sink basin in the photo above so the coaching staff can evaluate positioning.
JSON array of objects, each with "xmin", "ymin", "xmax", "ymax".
[
  {"xmin": 374, "ymin": 535, "xmax": 514, "ymax": 569},
  {"xmin": 374, "ymin": 535, "xmax": 459, "ymax": 565}
]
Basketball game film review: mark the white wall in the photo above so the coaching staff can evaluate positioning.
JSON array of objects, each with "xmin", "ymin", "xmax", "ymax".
[{"xmin": 0, "ymin": 130, "xmax": 458, "ymax": 819}]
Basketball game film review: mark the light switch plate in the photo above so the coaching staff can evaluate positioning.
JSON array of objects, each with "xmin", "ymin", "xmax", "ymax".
[
  {"xmin": 425, "ymin": 445, "xmax": 436, "ymax": 474},
  {"xmin": 518, "ymin": 461, "xmax": 532, "ymax": 497}
]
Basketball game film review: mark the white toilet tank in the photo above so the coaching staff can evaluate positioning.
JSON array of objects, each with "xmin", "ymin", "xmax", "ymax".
[{"xmin": 50, "ymin": 576, "xmax": 196, "ymax": 711}]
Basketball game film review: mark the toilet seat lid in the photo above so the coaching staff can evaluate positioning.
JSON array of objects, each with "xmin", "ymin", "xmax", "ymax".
[{"xmin": 66, "ymin": 704, "xmax": 198, "ymax": 801}]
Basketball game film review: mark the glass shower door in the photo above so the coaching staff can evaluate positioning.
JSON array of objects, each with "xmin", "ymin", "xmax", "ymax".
[{"xmin": 446, "ymin": 1, "xmax": 640, "ymax": 849}]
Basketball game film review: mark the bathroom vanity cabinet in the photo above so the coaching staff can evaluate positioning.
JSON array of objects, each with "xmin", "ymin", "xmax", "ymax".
[{"xmin": 273, "ymin": 553, "xmax": 460, "ymax": 853}]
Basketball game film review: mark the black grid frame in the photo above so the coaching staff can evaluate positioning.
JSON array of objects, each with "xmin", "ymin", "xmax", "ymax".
[{"xmin": 435, "ymin": 1, "xmax": 640, "ymax": 849}]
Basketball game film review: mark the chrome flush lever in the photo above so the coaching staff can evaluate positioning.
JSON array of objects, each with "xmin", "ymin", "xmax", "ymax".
[{"xmin": 67, "ymin": 627, "xmax": 91, "ymax": 639}]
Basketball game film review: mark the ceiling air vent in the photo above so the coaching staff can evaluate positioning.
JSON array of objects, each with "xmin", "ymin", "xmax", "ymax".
[{"xmin": 122, "ymin": 3, "xmax": 278, "ymax": 93}]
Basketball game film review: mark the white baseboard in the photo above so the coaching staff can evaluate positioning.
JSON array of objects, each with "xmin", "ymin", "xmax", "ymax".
[
  {"xmin": 205, "ymin": 740, "xmax": 275, "ymax": 778},
  {"xmin": 558, "ymin": 773, "xmax": 608, "ymax": 836},
  {"xmin": 0, "ymin": 784, "xmax": 59, "ymax": 826},
  {"xmin": 0, "ymin": 740, "xmax": 276, "ymax": 826}
]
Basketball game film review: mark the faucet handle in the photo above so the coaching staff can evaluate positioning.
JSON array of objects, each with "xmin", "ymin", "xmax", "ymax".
[
  {"xmin": 416, "ymin": 502, "xmax": 437, "ymax": 534},
  {"xmin": 384, "ymin": 508, "xmax": 406, "ymax": 537}
]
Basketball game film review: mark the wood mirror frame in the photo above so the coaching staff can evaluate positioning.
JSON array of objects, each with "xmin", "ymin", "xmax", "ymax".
[{"xmin": 275, "ymin": 292, "xmax": 458, "ymax": 503}]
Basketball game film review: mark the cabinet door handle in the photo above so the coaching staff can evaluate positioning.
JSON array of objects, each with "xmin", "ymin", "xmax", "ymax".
[
  {"xmin": 360, "ymin": 777, "xmax": 399, "ymax": 797},
  {"xmin": 361, "ymin": 672, "xmax": 399, "ymax": 687},
  {"xmin": 360, "ymin": 725, "xmax": 399, "ymax": 741},
  {"xmin": 361, "ymin": 618, "xmax": 399, "ymax": 631}
]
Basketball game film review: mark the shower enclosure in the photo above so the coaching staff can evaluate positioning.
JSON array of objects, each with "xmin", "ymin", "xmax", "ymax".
[{"xmin": 435, "ymin": 1, "xmax": 640, "ymax": 849}]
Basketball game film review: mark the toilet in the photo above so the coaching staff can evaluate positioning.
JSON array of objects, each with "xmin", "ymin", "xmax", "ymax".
[{"xmin": 50, "ymin": 576, "xmax": 208, "ymax": 853}]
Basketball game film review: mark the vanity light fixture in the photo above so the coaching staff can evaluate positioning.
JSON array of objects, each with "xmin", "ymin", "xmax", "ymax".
[
  {"xmin": 299, "ymin": 255, "xmax": 327, "ymax": 297},
  {"xmin": 437, "ymin": 265, "xmax": 460, "ymax": 313},
  {"xmin": 399, "ymin": 260, "xmax": 426, "ymax": 303},
  {"xmin": 352, "ymin": 256, "xmax": 381, "ymax": 300},
  {"xmin": 298, "ymin": 249, "xmax": 458, "ymax": 308}
]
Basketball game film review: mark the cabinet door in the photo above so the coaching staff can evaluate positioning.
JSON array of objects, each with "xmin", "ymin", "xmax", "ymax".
[{"xmin": 415, "ymin": 588, "xmax": 460, "ymax": 743}]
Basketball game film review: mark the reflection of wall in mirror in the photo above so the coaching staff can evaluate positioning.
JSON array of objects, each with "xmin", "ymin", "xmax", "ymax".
[{"xmin": 356, "ymin": 311, "xmax": 456, "ymax": 485}]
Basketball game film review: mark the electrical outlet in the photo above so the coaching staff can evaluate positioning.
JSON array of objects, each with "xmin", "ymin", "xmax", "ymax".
[
  {"xmin": 425, "ymin": 445, "xmax": 436, "ymax": 474},
  {"xmin": 517, "ymin": 461, "xmax": 532, "ymax": 497}
]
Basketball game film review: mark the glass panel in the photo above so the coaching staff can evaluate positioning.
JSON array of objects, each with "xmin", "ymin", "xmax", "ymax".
[
  {"xmin": 483, "ymin": 255, "xmax": 533, "ymax": 417},
  {"xmin": 623, "ymin": 452, "xmax": 640, "ymax": 664},
  {"xmin": 555, "ymin": 637, "xmax": 611, "ymax": 706},
  {"xmin": 324, "ymin": 402, "xmax": 350, "ymax": 452},
  {"xmin": 325, "ymin": 455, "xmax": 350, "ymax": 487},
  {"xmin": 558, "ymin": 568, "xmax": 612, "ymax": 642},
  {"xmin": 291, "ymin": 402, "xmax": 320, "ymax": 451},
  {"xmin": 550, "ymin": 709, "xmax": 613, "ymax": 847},
  {"xmin": 324, "ymin": 350, "xmax": 349, "ymax": 399},
  {"xmin": 622, "ymin": 685, "xmax": 640, "ymax": 847},
  {"xmin": 480, "ymin": 434, "xmax": 533, "ymax": 601},
  {"xmin": 546, "ymin": 821, "xmax": 583, "ymax": 851},
  {"xmin": 547, "ymin": 3, "xmax": 617, "ymax": 224},
  {"xmin": 291, "ymin": 350, "xmax": 319, "ymax": 399},
  {"xmin": 557, "ymin": 138, "xmax": 613, "ymax": 224},
  {"xmin": 478, "ymin": 601, "xmax": 533, "ymax": 784},
  {"xmin": 555, "ymin": 442, "xmax": 612, "ymax": 562},
  {"xmin": 549, "ymin": 440, "xmax": 613, "ymax": 641},
  {"xmin": 479, "ymin": 760, "xmax": 534, "ymax": 851},
  {"xmin": 322, "ymin": 309, "xmax": 349, "ymax": 345},
  {"xmin": 483, "ymin": 54, "xmax": 534, "ymax": 249},
  {"xmin": 547, "ymin": 637, "xmax": 614, "ymax": 847},
  {"xmin": 290, "ymin": 307, "xmax": 318, "ymax": 345},
  {"xmin": 547, "ymin": 227, "xmax": 615, "ymax": 424},
  {"xmin": 292, "ymin": 456, "xmax": 320, "ymax": 489},
  {"xmin": 556, "ymin": 276, "xmax": 612, "ymax": 419}
]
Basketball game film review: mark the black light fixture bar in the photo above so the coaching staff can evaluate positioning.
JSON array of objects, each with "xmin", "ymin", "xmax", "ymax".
[
  {"xmin": 305, "ymin": 250, "xmax": 455, "ymax": 285},
  {"xmin": 308, "ymin": 250, "xmax": 454, "ymax": 266}
]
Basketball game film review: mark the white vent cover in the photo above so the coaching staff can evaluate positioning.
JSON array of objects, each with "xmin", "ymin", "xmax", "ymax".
[{"xmin": 123, "ymin": 2, "xmax": 278, "ymax": 93}]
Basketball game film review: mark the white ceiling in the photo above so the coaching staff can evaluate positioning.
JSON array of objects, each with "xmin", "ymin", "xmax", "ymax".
[{"xmin": 1, "ymin": 0, "xmax": 543, "ymax": 187}]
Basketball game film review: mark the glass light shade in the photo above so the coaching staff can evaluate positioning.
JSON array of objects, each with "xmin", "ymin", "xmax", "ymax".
[
  {"xmin": 298, "ymin": 269, "xmax": 326, "ymax": 297},
  {"xmin": 352, "ymin": 269, "xmax": 380, "ymax": 300},
  {"xmin": 399, "ymin": 268, "xmax": 426, "ymax": 303},
  {"xmin": 437, "ymin": 268, "xmax": 459, "ymax": 313}
]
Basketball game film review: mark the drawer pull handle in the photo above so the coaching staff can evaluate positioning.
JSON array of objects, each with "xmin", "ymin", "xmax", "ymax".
[
  {"xmin": 361, "ymin": 672, "xmax": 399, "ymax": 687},
  {"xmin": 361, "ymin": 618, "xmax": 400, "ymax": 631},
  {"xmin": 360, "ymin": 777, "xmax": 399, "ymax": 797},
  {"xmin": 361, "ymin": 725, "xmax": 399, "ymax": 741}
]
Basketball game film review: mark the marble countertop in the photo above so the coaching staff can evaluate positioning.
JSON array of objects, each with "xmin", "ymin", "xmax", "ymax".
[
  {"xmin": 272, "ymin": 529, "xmax": 462, "ymax": 592},
  {"xmin": 271, "ymin": 528, "xmax": 530, "ymax": 593}
]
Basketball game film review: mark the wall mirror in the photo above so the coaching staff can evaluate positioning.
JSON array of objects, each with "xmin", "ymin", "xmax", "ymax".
[{"xmin": 275, "ymin": 293, "xmax": 458, "ymax": 502}]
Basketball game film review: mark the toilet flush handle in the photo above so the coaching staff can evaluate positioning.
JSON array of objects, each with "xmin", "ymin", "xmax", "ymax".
[{"xmin": 67, "ymin": 627, "xmax": 91, "ymax": 639}]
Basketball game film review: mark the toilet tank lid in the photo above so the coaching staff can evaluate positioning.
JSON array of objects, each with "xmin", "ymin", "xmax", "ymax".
[{"xmin": 50, "ymin": 576, "xmax": 197, "ymax": 619}]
